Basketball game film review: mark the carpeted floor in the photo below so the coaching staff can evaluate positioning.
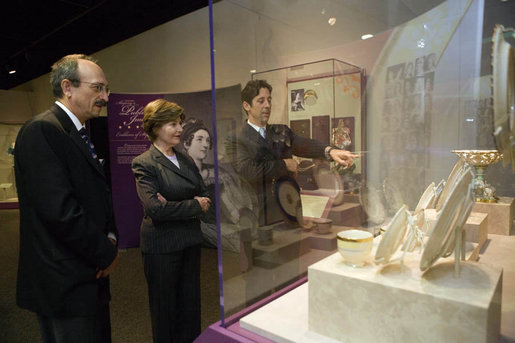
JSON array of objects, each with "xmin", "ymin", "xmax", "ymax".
[{"xmin": 0, "ymin": 209, "xmax": 221, "ymax": 342}]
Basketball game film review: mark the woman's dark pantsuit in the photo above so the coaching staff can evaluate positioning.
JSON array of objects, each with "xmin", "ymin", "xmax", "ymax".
[{"xmin": 143, "ymin": 245, "xmax": 201, "ymax": 343}]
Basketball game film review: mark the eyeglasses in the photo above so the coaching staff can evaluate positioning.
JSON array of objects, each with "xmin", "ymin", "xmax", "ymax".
[{"xmin": 70, "ymin": 79, "xmax": 110, "ymax": 95}]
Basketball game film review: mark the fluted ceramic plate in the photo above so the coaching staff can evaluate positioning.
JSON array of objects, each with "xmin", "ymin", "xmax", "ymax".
[
  {"xmin": 420, "ymin": 167, "xmax": 473, "ymax": 271},
  {"xmin": 375, "ymin": 204, "xmax": 409, "ymax": 265},
  {"xmin": 435, "ymin": 158, "xmax": 465, "ymax": 212},
  {"xmin": 415, "ymin": 182, "xmax": 436, "ymax": 212},
  {"xmin": 431, "ymin": 179, "xmax": 445, "ymax": 209}
]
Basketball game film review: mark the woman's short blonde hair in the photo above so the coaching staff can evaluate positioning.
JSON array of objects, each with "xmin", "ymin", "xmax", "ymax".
[{"xmin": 142, "ymin": 99, "xmax": 185, "ymax": 142}]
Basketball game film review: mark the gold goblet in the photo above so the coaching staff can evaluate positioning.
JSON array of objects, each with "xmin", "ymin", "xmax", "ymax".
[{"xmin": 451, "ymin": 150, "xmax": 503, "ymax": 203}]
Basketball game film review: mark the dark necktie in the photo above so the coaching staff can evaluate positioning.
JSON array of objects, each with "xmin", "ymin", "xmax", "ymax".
[
  {"xmin": 259, "ymin": 127, "xmax": 266, "ymax": 139},
  {"xmin": 79, "ymin": 128, "xmax": 101, "ymax": 164}
]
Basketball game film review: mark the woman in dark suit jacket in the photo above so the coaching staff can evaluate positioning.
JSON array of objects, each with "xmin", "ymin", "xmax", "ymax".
[{"xmin": 131, "ymin": 99, "xmax": 210, "ymax": 343}]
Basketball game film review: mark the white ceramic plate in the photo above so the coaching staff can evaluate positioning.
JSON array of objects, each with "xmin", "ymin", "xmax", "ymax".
[
  {"xmin": 441, "ymin": 188, "xmax": 475, "ymax": 258},
  {"xmin": 435, "ymin": 158, "xmax": 465, "ymax": 211},
  {"xmin": 431, "ymin": 179, "xmax": 445, "ymax": 209},
  {"xmin": 313, "ymin": 164, "xmax": 345, "ymax": 206},
  {"xmin": 415, "ymin": 182, "xmax": 436, "ymax": 212},
  {"xmin": 374, "ymin": 204, "xmax": 409, "ymax": 265},
  {"xmin": 420, "ymin": 167, "xmax": 473, "ymax": 271}
]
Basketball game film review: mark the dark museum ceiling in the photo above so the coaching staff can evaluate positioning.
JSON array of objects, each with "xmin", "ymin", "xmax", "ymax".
[
  {"xmin": 0, "ymin": 0, "xmax": 210, "ymax": 90},
  {"xmin": 0, "ymin": 0, "xmax": 513, "ymax": 90}
]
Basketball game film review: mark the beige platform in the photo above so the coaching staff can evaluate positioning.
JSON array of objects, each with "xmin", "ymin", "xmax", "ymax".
[
  {"xmin": 473, "ymin": 197, "xmax": 514, "ymax": 235},
  {"xmin": 240, "ymin": 238, "xmax": 504, "ymax": 343},
  {"xmin": 308, "ymin": 253, "xmax": 502, "ymax": 343},
  {"xmin": 425, "ymin": 209, "xmax": 488, "ymax": 250},
  {"xmin": 238, "ymin": 234, "xmax": 515, "ymax": 343}
]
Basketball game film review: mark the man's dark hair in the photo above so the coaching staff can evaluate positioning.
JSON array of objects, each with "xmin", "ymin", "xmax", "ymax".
[
  {"xmin": 241, "ymin": 79, "xmax": 272, "ymax": 106},
  {"xmin": 50, "ymin": 54, "xmax": 98, "ymax": 99}
]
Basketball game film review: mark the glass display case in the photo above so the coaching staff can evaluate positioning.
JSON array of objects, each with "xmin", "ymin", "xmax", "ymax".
[
  {"xmin": 252, "ymin": 59, "xmax": 365, "ymax": 224},
  {"xmin": 199, "ymin": 0, "xmax": 515, "ymax": 341},
  {"xmin": 213, "ymin": 58, "xmax": 365, "ymax": 320}
]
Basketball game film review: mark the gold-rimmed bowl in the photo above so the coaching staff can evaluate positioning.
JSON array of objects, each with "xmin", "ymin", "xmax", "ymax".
[
  {"xmin": 451, "ymin": 150, "xmax": 503, "ymax": 167},
  {"xmin": 337, "ymin": 229, "xmax": 373, "ymax": 267}
]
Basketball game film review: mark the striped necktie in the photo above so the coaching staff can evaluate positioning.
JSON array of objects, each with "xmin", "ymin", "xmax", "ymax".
[
  {"xmin": 79, "ymin": 128, "xmax": 100, "ymax": 164},
  {"xmin": 259, "ymin": 127, "xmax": 266, "ymax": 139}
]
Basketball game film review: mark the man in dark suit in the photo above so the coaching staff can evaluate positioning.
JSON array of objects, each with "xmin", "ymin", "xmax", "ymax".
[
  {"xmin": 234, "ymin": 79, "xmax": 357, "ymax": 225},
  {"xmin": 14, "ymin": 54, "xmax": 119, "ymax": 343}
]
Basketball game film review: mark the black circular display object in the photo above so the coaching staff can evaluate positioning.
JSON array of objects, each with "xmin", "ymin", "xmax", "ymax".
[{"xmin": 274, "ymin": 176, "xmax": 303, "ymax": 224}]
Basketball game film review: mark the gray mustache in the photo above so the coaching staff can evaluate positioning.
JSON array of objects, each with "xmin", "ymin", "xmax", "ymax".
[{"xmin": 96, "ymin": 100, "xmax": 108, "ymax": 107}]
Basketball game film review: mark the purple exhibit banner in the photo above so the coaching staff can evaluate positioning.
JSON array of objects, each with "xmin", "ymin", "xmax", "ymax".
[
  {"xmin": 107, "ymin": 94, "xmax": 161, "ymax": 248},
  {"xmin": 106, "ymin": 85, "xmax": 241, "ymax": 248}
]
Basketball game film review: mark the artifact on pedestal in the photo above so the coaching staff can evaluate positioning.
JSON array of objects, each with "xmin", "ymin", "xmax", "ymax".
[
  {"xmin": 451, "ymin": 150, "xmax": 502, "ymax": 203},
  {"xmin": 337, "ymin": 229, "xmax": 373, "ymax": 267},
  {"xmin": 420, "ymin": 166, "xmax": 475, "ymax": 272},
  {"xmin": 374, "ymin": 204, "xmax": 409, "ymax": 265}
]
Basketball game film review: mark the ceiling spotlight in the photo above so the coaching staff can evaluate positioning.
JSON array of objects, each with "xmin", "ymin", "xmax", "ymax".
[
  {"xmin": 6, "ymin": 64, "xmax": 16, "ymax": 74},
  {"xmin": 328, "ymin": 18, "xmax": 336, "ymax": 26},
  {"xmin": 361, "ymin": 34, "xmax": 374, "ymax": 40}
]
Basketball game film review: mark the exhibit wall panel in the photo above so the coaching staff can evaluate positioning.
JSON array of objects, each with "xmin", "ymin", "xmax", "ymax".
[{"xmin": 366, "ymin": 0, "xmax": 486, "ymax": 208}]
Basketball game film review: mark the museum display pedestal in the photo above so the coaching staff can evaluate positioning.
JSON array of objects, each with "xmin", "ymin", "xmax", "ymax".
[
  {"xmin": 425, "ymin": 209, "xmax": 488, "ymax": 250},
  {"xmin": 327, "ymin": 202, "xmax": 363, "ymax": 226},
  {"xmin": 473, "ymin": 197, "xmax": 514, "ymax": 235},
  {"xmin": 308, "ymin": 252, "xmax": 502, "ymax": 343},
  {"xmin": 199, "ymin": 233, "xmax": 515, "ymax": 343},
  {"xmin": 238, "ymin": 239, "xmax": 499, "ymax": 343}
]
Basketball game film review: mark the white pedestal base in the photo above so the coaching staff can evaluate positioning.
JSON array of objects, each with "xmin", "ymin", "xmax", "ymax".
[
  {"xmin": 237, "ymin": 235, "xmax": 515, "ymax": 343},
  {"xmin": 308, "ymin": 252, "xmax": 502, "ymax": 343}
]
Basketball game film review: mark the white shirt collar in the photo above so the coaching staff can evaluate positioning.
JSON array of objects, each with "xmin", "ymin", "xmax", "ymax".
[
  {"xmin": 55, "ymin": 101, "xmax": 84, "ymax": 131},
  {"xmin": 247, "ymin": 121, "xmax": 265, "ymax": 133},
  {"xmin": 166, "ymin": 154, "xmax": 180, "ymax": 168}
]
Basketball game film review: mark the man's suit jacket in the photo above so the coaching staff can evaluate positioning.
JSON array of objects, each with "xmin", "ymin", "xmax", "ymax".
[
  {"xmin": 234, "ymin": 123, "xmax": 327, "ymax": 224},
  {"xmin": 131, "ymin": 145, "xmax": 209, "ymax": 254},
  {"xmin": 14, "ymin": 104, "xmax": 118, "ymax": 317}
]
